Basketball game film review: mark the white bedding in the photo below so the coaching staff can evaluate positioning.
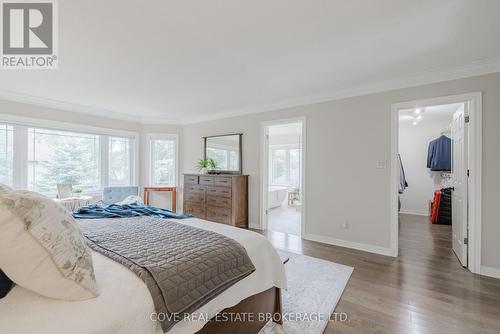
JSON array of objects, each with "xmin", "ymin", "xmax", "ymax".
[{"xmin": 0, "ymin": 218, "xmax": 287, "ymax": 334}]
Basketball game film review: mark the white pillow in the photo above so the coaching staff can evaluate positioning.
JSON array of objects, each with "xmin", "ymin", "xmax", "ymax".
[
  {"xmin": 0, "ymin": 189, "xmax": 99, "ymax": 301},
  {"xmin": 116, "ymin": 195, "xmax": 144, "ymax": 205}
]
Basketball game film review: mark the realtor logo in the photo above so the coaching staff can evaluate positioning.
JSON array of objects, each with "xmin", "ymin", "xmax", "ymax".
[{"xmin": 1, "ymin": 0, "xmax": 58, "ymax": 69}]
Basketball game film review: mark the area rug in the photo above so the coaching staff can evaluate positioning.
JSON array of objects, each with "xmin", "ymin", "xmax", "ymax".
[{"xmin": 259, "ymin": 250, "xmax": 353, "ymax": 334}]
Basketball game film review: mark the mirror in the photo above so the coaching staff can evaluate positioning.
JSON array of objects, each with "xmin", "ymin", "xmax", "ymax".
[{"xmin": 204, "ymin": 134, "xmax": 242, "ymax": 174}]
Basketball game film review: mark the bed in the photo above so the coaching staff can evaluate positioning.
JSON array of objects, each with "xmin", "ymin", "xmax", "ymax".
[{"xmin": 0, "ymin": 217, "xmax": 287, "ymax": 334}]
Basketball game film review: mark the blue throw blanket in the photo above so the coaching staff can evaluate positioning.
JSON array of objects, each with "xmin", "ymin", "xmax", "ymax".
[{"xmin": 72, "ymin": 203, "xmax": 192, "ymax": 219}]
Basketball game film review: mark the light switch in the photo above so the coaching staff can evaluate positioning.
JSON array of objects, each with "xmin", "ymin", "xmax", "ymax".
[{"xmin": 376, "ymin": 161, "xmax": 387, "ymax": 169}]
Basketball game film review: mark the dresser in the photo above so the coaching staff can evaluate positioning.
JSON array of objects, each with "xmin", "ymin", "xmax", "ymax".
[{"xmin": 183, "ymin": 174, "xmax": 248, "ymax": 228}]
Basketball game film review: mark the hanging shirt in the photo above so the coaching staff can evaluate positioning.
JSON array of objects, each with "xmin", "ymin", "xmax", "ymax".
[
  {"xmin": 427, "ymin": 135, "xmax": 452, "ymax": 171},
  {"xmin": 398, "ymin": 154, "xmax": 408, "ymax": 194}
]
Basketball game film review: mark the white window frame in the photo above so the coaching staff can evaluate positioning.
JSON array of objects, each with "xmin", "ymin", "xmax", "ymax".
[
  {"xmin": 107, "ymin": 135, "xmax": 136, "ymax": 187},
  {"xmin": 269, "ymin": 143, "xmax": 301, "ymax": 187},
  {"xmin": 0, "ymin": 113, "xmax": 139, "ymax": 195},
  {"xmin": 147, "ymin": 133, "xmax": 179, "ymax": 187},
  {"xmin": 0, "ymin": 123, "xmax": 15, "ymax": 187}
]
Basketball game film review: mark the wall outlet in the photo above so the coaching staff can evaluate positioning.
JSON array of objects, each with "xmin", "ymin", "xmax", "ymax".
[
  {"xmin": 341, "ymin": 222, "xmax": 349, "ymax": 229},
  {"xmin": 376, "ymin": 161, "xmax": 387, "ymax": 169}
]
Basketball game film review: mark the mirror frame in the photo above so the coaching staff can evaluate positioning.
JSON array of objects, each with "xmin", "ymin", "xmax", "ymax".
[{"xmin": 203, "ymin": 133, "xmax": 243, "ymax": 175}]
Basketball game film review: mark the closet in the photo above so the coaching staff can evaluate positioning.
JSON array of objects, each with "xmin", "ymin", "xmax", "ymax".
[
  {"xmin": 427, "ymin": 131, "xmax": 453, "ymax": 225},
  {"xmin": 398, "ymin": 102, "xmax": 469, "ymax": 265},
  {"xmin": 398, "ymin": 109, "xmax": 455, "ymax": 219}
]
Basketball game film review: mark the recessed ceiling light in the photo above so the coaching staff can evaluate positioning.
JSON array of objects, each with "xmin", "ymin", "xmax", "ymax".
[
  {"xmin": 417, "ymin": 115, "xmax": 422, "ymax": 120},
  {"xmin": 415, "ymin": 108, "xmax": 422, "ymax": 115},
  {"xmin": 413, "ymin": 120, "xmax": 418, "ymax": 126}
]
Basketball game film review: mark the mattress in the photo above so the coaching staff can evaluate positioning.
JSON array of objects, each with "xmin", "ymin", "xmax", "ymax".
[{"xmin": 0, "ymin": 218, "xmax": 287, "ymax": 334}]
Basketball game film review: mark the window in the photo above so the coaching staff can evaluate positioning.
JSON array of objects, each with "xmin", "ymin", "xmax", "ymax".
[
  {"xmin": 28, "ymin": 128, "xmax": 100, "ymax": 193},
  {"xmin": 0, "ymin": 124, "xmax": 14, "ymax": 186},
  {"xmin": 289, "ymin": 148, "xmax": 301, "ymax": 187},
  {"xmin": 271, "ymin": 149, "xmax": 287, "ymax": 185},
  {"xmin": 150, "ymin": 136, "xmax": 177, "ymax": 186},
  {"xmin": 270, "ymin": 146, "xmax": 302, "ymax": 188},
  {"xmin": 0, "ymin": 118, "xmax": 137, "ymax": 194},
  {"xmin": 206, "ymin": 147, "xmax": 239, "ymax": 171},
  {"xmin": 109, "ymin": 136, "xmax": 131, "ymax": 186}
]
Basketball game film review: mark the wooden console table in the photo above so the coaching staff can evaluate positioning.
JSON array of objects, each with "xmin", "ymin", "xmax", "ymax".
[{"xmin": 143, "ymin": 187, "xmax": 177, "ymax": 212}]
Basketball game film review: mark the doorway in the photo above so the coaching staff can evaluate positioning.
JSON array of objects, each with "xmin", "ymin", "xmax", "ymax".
[
  {"xmin": 391, "ymin": 93, "xmax": 482, "ymax": 274},
  {"xmin": 261, "ymin": 118, "xmax": 306, "ymax": 237}
]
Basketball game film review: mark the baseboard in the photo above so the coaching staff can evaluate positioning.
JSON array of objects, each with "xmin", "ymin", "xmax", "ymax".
[
  {"xmin": 480, "ymin": 266, "xmax": 500, "ymax": 279},
  {"xmin": 248, "ymin": 223, "xmax": 261, "ymax": 230},
  {"xmin": 302, "ymin": 233, "xmax": 394, "ymax": 257},
  {"xmin": 399, "ymin": 210, "xmax": 429, "ymax": 216}
]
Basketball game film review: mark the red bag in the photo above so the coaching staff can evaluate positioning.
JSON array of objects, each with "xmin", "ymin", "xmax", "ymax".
[{"xmin": 430, "ymin": 190, "xmax": 442, "ymax": 224}]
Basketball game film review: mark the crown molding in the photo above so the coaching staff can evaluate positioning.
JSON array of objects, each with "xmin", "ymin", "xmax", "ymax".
[
  {"xmin": 0, "ymin": 89, "xmax": 182, "ymax": 125},
  {"xmin": 1, "ymin": 56, "xmax": 499, "ymax": 126},
  {"xmin": 0, "ymin": 89, "xmax": 147, "ymax": 123},
  {"xmin": 177, "ymin": 56, "xmax": 500, "ymax": 125},
  {"xmin": 139, "ymin": 116, "xmax": 180, "ymax": 125}
]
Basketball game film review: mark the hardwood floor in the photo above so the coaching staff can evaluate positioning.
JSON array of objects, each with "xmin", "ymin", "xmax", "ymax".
[{"xmin": 260, "ymin": 213, "xmax": 500, "ymax": 334}]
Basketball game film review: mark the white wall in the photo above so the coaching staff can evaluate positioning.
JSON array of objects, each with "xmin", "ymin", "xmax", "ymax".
[
  {"xmin": 2, "ymin": 73, "xmax": 500, "ymax": 272},
  {"xmin": 399, "ymin": 118, "xmax": 452, "ymax": 215},
  {"xmin": 182, "ymin": 72, "xmax": 500, "ymax": 270}
]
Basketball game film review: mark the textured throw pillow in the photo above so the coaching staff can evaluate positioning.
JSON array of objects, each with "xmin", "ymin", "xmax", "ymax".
[
  {"xmin": 0, "ymin": 189, "xmax": 99, "ymax": 300},
  {"xmin": 0, "ymin": 269, "xmax": 14, "ymax": 298}
]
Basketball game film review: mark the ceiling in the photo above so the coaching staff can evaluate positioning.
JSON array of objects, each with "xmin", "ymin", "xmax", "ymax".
[
  {"xmin": 399, "ymin": 103, "xmax": 462, "ymax": 124},
  {"xmin": 1, "ymin": 0, "xmax": 499, "ymax": 124}
]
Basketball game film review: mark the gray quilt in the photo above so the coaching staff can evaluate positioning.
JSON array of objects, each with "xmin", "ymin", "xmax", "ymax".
[{"xmin": 76, "ymin": 217, "xmax": 255, "ymax": 332}]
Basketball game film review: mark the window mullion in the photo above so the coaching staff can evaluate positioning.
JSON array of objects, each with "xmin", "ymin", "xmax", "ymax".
[
  {"xmin": 174, "ymin": 136, "xmax": 178, "ymax": 186},
  {"xmin": 129, "ymin": 137, "xmax": 135, "ymax": 185},
  {"xmin": 288, "ymin": 149, "xmax": 291, "ymax": 184},
  {"xmin": 13, "ymin": 125, "xmax": 28, "ymax": 189},
  {"xmin": 100, "ymin": 135, "xmax": 109, "ymax": 189},
  {"xmin": 149, "ymin": 138, "xmax": 155, "ymax": 186}
]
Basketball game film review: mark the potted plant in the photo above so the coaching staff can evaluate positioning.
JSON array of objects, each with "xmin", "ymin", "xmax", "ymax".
[
  {"xmin": 196, "ymin": 158, "xmax": 219, "ymax": 174},
  {"xmin": 72, "ymin": 186, "xmax": 83, "ymax": 198}
]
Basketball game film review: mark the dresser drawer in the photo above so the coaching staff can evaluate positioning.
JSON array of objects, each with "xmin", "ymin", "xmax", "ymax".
[
  {"xmin": 214, "ymin": 176, "xmax": 232, "ymax": 187},
  {"xmin": 199, "ymin": 176, "xmax": 215, "ymax": 185},
  {"xmin": 184, "ymin": 192, "xmax": 206, "ymax": 204},
  {"xmin": 184, "ymin": 202, "xmax": 206, "ymax": 218},
  {"xmin": 206, "ymin": 186, "xmax": 231, "ymax": 198},
  {"xmin": 184, "ymin": 175, "xmax": 199, "ymax": 184},
  {"xmin": 207, "ymin": 195, "xmax": 231, "ymax": 209},
  {"xmin": 184, "ymin": 184, "xmax": 206, "ymax": 194},
  {"xmin": 206, "ymin": 207, "xmax": 231, "ymax": 225}
]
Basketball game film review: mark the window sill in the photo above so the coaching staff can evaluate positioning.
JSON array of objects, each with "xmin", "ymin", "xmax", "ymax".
[{"xmin": 36, "ymin": 190, "xmax": 103, "ymax": 199}]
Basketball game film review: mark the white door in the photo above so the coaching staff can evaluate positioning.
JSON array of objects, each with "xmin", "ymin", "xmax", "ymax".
[
  {"xmin": 451, "ymin": 104, "xmax": 468, "ymax": 266},
  {"xmin": 261, "ymin": 126, "xmax": 270, "ymax": 229}
]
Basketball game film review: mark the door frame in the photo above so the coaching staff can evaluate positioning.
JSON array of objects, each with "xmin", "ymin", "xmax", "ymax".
[
  {"xmin": 390, "ymin": 92, "xmax": 482, "ymax": 274},
  {"xmin": 260, "ymin": 117, "xmax": 307, "ymax": 236}
]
